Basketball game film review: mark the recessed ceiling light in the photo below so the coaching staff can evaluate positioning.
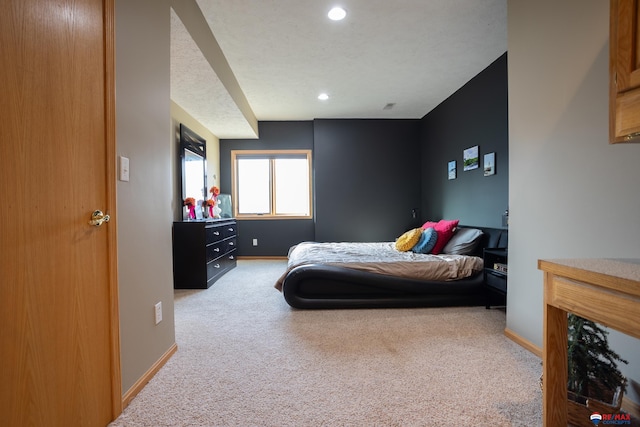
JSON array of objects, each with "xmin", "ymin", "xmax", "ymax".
[
  {"xmin": 328, "ymin": 7, "xmax": 346, "ymax": 21},
  {"xmin": 318, "ymin": 93, "xmax": 329, "ymax": 100}
]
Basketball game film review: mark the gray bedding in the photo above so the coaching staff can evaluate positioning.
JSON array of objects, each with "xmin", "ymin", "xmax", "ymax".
[{"xmin": 275, "ymin": 241, "xmax": 483, "ymax": 291}]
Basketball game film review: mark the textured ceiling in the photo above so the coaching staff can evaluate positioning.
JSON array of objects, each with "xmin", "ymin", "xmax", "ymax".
[{"xmin": 170, "ymin": 0, "xmax": 507, "ymax": 139}]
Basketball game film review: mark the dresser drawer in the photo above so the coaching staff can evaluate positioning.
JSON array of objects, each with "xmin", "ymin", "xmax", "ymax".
[
  {"xmin": 205, "ymin": 225, "xmax": 224, "ymax": 243},
  {"xmin": 222, "ymin": 224, "xmax": 236, "ymax": 239},
  {"xmin": 206, "ymin": 238, "xmax": 236, "ymax": 262},
  {"xmin": 225, "ymin": 237, "xmax": 236, "ymax": 253},
  {"xmin": 206, "ymin": 240, "xmax": 225, "ymax": 261},
  {"xmin": 225, "ymin": 249, "xmax": 237, "ymax": 270},
  {"xmin": 206, "ymin": 258, "xmax": 226, "ymax": 281},
  {"xmin": 206, "ymin": 249, "xmax": 237, "ymax": 283}
]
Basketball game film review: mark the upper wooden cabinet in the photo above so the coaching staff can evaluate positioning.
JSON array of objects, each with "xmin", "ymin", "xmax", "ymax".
[{"xmin": 610, "ymin": 0, "xmax": 640, "ymax": 143}]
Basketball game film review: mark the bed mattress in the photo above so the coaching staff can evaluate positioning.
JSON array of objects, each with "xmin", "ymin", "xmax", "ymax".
[{"xmin": 275, "ymin": 241, "xmax": 483, "ymax": 291}]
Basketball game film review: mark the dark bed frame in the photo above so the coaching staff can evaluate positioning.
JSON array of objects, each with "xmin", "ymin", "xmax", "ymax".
[{"xmin": 280, "ymin": 226, "xmax": 508, "ymax": 309}]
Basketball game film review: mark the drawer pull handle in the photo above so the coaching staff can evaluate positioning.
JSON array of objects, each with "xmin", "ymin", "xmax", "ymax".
[
  {"xmin": 229, "ymin": 242, "xmax": 234, "ymax": 246},
  {"xmin": 214, "ymin": 263, "xmax": 220, "ymax": 269},
  {"xmin": 213, "ymin": 231, "xmax": 220, "ymax": 236},
  {"xmin": 229, "ymin": 255, "xmax": 235, "ymax": 260},
  {"xmin": 228, "ymin": 228, "xmax": 234, "ymax": 232},
  {"xmin": 214, "ymin": 248, "xmax": 220, "ymax": 252}
]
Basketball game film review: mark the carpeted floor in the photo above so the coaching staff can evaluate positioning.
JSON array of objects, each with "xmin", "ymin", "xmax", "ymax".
[{"xmin": 110, "ymin": 259, "xmax": 543, "ymax": 426}]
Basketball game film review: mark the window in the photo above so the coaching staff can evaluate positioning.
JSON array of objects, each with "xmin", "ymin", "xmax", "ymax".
[{"xmin": 231, "ymin": 150, "xmax": 312, "ymax": 219}]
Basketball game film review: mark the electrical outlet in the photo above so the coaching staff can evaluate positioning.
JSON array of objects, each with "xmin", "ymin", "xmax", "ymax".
[
  {"xmin": 154, "ymin": 302, "xmax": 162, "ymax": 325},
  {"xmin": 252, "ymin": 238, "xmax": 258, "ymax": 246}
]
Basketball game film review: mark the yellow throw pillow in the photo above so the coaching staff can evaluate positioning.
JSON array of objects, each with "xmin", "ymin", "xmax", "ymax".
[{"xmin": 395, "ymin": 228, "xmax": 423, "ymax": 252}]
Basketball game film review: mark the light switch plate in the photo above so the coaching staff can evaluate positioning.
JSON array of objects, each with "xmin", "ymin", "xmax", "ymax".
[
  {"xmin": 154, "ymin": 302, "xmax": 162, "ymax": 325},
  {"xmin": 119, "ymin": 156, "xmax": 130, "ymax": 182}
]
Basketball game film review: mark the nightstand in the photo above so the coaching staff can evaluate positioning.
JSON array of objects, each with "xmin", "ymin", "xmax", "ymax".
[{"xmin": 483, "ymin": 248, "xmax": 507, "ymax": 308}]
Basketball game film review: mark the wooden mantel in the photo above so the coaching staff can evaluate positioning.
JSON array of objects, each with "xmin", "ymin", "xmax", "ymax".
[{"xmin": 538, "ymin": 258, "xmax": 640, "ymax": 426}]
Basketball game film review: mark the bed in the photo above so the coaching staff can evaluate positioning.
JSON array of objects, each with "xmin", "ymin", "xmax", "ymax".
[{"xmin": 275, "ymin": 225, "xmax": 508, "ymax": 309}]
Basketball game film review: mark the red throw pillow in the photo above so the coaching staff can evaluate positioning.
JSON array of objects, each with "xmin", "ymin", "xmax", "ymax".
[{"xmin": 421, "ymin": 219, "xmax": 460, "ymax": 254}]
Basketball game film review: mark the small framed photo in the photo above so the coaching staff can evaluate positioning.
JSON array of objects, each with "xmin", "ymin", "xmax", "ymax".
[
  {"xmin": 484, "ymin": 152, "xmax": 496, "ymax": 176},
  {"xmin": 463, "ymin": 145, "xmax": 479, "ymax": 171},
  {"xmin": 448, "ymin": 160, "xmax": 457, "ymax": 180}
]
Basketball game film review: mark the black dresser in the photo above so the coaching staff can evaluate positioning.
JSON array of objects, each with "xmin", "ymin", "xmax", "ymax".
[{"xmin": 172, "ymin": 219, "xmax": 237, "ymax": 289}]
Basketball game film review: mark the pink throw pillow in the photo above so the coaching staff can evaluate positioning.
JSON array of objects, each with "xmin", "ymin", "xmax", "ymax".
[{"xmin": 421, "ymin": 219, "xmax": 460, "ymax": 254}]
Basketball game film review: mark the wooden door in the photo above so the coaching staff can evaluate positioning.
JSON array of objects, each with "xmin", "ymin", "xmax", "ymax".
[
  {"xmin": 610, "ymin": 0, "xmax": 640, "ymax": 142},
  {"xmin": 0, "ymin": 0, "xmax": 121, "ymax": 425}
]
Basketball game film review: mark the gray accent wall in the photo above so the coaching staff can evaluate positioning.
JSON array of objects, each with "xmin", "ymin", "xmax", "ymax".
[
  {"xmin": 313, "ymin": 119, "xmax": 422, "ymax": 242},
  {"xmin": 420, "ymin": 53, "xmax": 509, "ymax": 229},
  {"xmin": 220, "ymin": 119, "xmax": 422, "ymax": 255},
  {"xmin": 508, "ymin": 0, "xmax": 639, "ymax": 403}
]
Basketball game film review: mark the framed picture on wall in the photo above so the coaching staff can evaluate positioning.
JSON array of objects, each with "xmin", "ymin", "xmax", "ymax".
[
  {"xmin": 484, "ymin": 152, "xmax": 496, "ymax": 176},
  {"xmin": 448, "ymin": 160, "xmax": 456, "ymax": 180},
  {"xmin": 463, "ymin": 145, "xmax": 479, "ymax": 171}
]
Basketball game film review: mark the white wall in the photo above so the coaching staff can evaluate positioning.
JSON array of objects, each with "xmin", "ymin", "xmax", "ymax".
[
  {"xmin": 115, "ymin": 0, "xmax": 176, "ymax": 394},
  {"xmin": 508, "ymin": 0, "xmax": 640, "ymax": 402}
]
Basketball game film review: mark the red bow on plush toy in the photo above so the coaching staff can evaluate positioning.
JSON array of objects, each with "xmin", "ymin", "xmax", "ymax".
[
  {"xmin": 205, "ymin": 198, "xmax": 215, "ymax": 218},
  {"xmin": 208, "ymin": 187, "xmax": 220, "ymax": 218},
  {"xmin": 184, "ymin": 197, "xmax": 196, "ymax": 219}
]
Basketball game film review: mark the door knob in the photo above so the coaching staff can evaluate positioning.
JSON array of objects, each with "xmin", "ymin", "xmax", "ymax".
[{"xmin": 89, "ymin": 210, "xmax": 110, "ymax": 227}]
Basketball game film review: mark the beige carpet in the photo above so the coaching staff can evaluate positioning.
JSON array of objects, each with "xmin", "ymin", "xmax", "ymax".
[{"xmin": 110, "ymin": 260, "xmax": 542, "ymax": 426}]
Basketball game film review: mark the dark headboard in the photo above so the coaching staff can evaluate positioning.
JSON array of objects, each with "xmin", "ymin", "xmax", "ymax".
[{"xmin": 459, "ymin": 225, "xmax": 508, "ymax": 256}]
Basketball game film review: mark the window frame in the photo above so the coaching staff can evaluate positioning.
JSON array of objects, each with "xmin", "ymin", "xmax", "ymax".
[{"xmin": 231, "ymin": 149, "xmax": 313, "ymax": 220}]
